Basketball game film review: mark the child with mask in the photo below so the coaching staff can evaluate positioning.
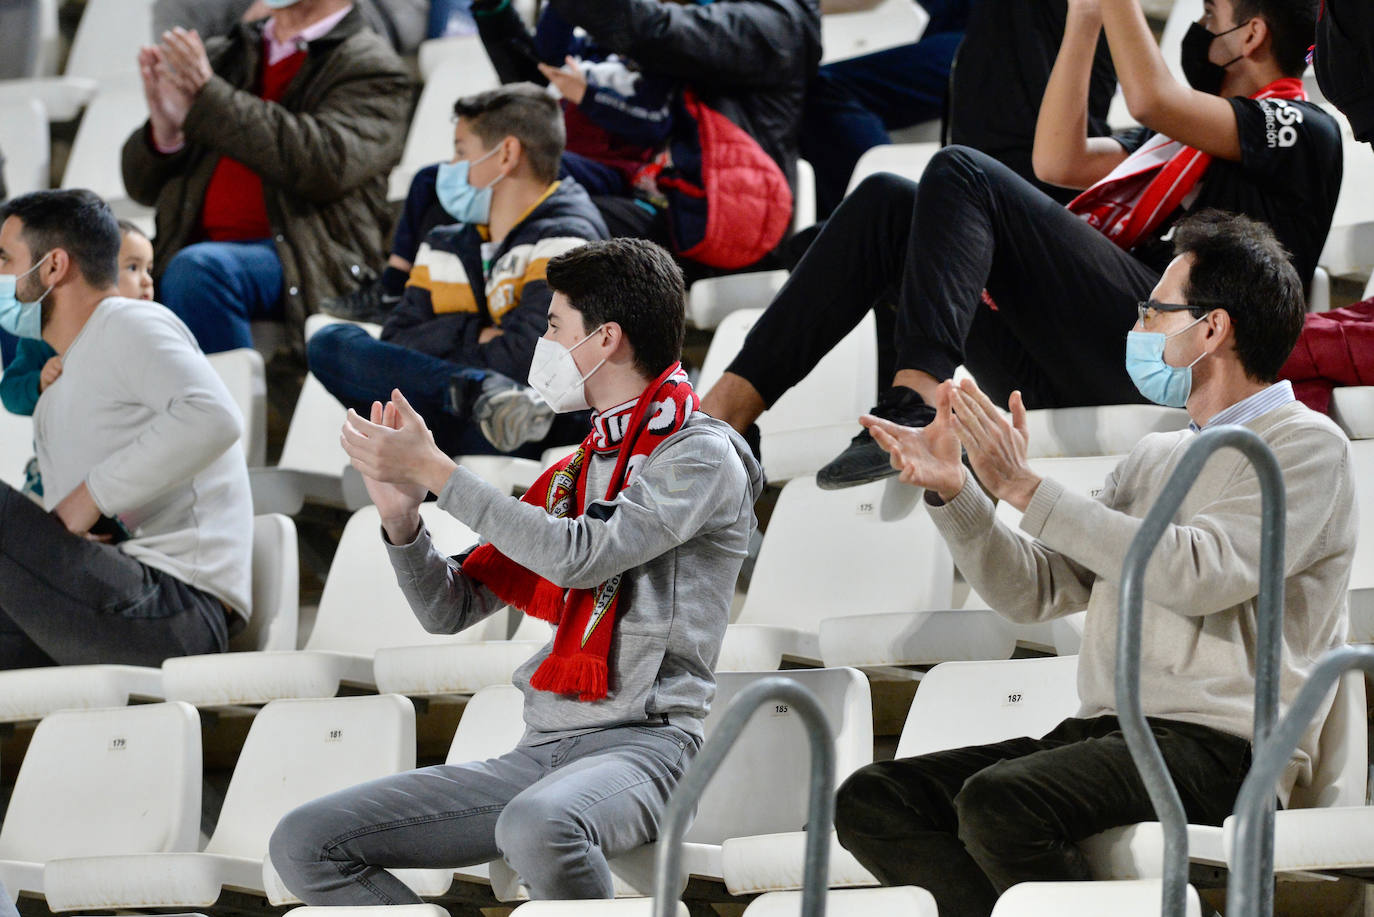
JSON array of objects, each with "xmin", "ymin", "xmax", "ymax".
[
  {"xmin": 1, "ymin": 220, "xmax": 154, "ymax": 497},
  {"xmin": 306, "ymin": 83, "xmax": 608, "ymax": 456}
]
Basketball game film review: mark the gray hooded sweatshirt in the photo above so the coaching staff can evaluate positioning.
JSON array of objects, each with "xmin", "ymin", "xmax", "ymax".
[{"xmin": 385, "ymin": 412, "xmax": 764, "ymax": 743}]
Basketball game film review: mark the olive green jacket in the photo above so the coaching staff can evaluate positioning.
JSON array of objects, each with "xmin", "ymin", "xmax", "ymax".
[{"xmin": 121, "ymin": 6, "xmax": 412, "ymax": 352}]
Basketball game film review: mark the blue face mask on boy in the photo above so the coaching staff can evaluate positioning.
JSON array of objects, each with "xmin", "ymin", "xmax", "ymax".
[
  {"xmin": 0, "ymin": 253, "xmax": 53, "ymax": 340},
  {"xmin": 435, "ymin": 145, "xmax": 505, "ymax": 225},
  {"xmin": 1124, "ymin": 314, "xmax": 1208, "ymax": 408}
]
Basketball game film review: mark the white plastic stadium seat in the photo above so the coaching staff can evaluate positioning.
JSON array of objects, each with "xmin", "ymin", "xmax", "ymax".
[
  {"xmin": 0, "ymin": 98, "xmax": 50, "ymax": 195},
  {"xmin": 0, "ymin": 0, "xmax": 153, "ymax": 121},
  {"xmin": 697, "ymin": 308, "xmax": 878, "ymax": 484},
  {"xmin": 743, "ymin": 887, "xmax": 938, "ymax": 917},
  {"xmin": 249, "ymin": 314, "xmax": 380, "ymax": 514},
  {"xmin": 820, "ymin": 0, "xmax": 928, "ymax": 65},
  {"xmin": 1319, "ymin": 105, "xmax": 1374, "ymax": 278},
  {"xmin": 687, "ymin": 270, "xmax": 788, "ymax": 331},
  {"xmin": 263, "ymin": 685, "xmax": 528, "ymax": 905},
  {"xmin": 1342, "ymin": 441, "xmax": 1374, "ymax": 641},
  {"xmin": 511, "ymin": 901, "xmax": 688, "ymax": 917},
  {"xmin": 44, "ymin": 694, "xmax": 415, "ymax": 911},
  {"xmin": 991, "ymin": 879, "xmax": 1202, "ymax": 917},
  {"xmin": 236, "ymin": 514, "xmax": 300, "ymax": 654},
  {"xmin": 847, "ymin": 142, "xmax": 943, "ymax": 191},
  {"xmin": 716, "ymin": 475, "xmax": 953, "ymax": 672},
  {"xmin": 372, "ymin": 611, "xmax": 549, "ymax": 699},
  {"xmin": 722, "ymin": 656, "xmax": 1079, "ymax": 896},
  {"xmin": 491, "ymin": 668, "xmax": 874, "ymax": 902},
  {"xmin": 162, "ymin": 503, "xmax": 508, "ymax": 707},
  {"xmin": 0, "ymin": 664, "xmax": 162, "ymax": 726},
  {"xmin": 1330, "ymin": 388, "xmax": 1374, "ymax": 441},
  {"xmin": 793, "ymin": 157, "xmax": 816, "ymax": 232},
  {"xmin": 0, "ymin": 702, "xmax": 201, "ymax": 902},
  {"xmin": 287, "ymin": 907, "xmax": 450, "ymax": 917},
  {"xmin": 389, "ymin": 51, "xmax": 500, "ymax": 200},
  {"xmin": 206, "ymin": 348, "xmax": 268, "ymax": 467},
  {"xmin": 59, "ymin": 87, "xmax": 155, "ymax": 231},
  {"xmin": 1022, "ymin": 405, "xmax": 1191, "ymax": 458}
]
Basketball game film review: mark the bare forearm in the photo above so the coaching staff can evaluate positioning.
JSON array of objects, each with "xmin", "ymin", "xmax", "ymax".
[{"xmin": 1034, "ymin": 6, "xmax": 1125, "ymax": 187}]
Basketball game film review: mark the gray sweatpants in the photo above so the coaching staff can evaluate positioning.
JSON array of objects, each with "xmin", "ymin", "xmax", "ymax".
[{"xmin": 269, "ymin": 722, "xmax": 699, "ymax": 902}]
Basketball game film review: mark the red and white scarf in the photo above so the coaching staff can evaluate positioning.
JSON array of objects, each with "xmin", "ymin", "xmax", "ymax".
[
  {"xmin": 1066, "ymin": 77, "xmax": 1307, "ymax": 250},
  {"xmin": 460, "ymin": 363, "xmax": 699, "ymax": 701}
]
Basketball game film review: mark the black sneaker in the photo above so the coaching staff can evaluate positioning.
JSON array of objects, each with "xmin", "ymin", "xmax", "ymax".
[
  {"xmin": 319, "ymin": 278, "xmax": 400, "ymax": 324},
  {"xmin": 466, "ymin": 373, "xmax": 555, "ymax": 452},
  {"xmin": 815, "ymin": 386, "xmax": 936, "ymax": 490}
]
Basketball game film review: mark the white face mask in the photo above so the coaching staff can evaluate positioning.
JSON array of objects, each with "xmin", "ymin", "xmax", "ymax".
[{"xmin": 528, "ymin": 326, "xmax": 607, "ymax": 413}]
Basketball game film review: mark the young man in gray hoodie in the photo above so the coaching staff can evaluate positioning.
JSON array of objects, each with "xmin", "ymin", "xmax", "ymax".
[{"xmin": 271, "ymin": 237, "xmax": 764, "ymax": 903}]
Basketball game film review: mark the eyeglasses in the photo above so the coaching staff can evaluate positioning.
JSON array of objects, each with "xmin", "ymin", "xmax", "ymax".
[{"xmin": 1136, "ymin": 299, "xmax": 1209, "ymax": 327}]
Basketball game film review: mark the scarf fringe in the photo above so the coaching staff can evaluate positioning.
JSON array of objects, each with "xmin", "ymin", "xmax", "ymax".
[
  {"xmin": 460, "ymin": 550, "xmax": 566, "ymax": 624},
  {"xmin": 530, "ymin": 652, "xmax": 609, "ymax": 702}
]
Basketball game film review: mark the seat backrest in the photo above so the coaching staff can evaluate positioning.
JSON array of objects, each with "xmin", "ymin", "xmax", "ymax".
[
  {"xmin": 1345, "ymin": 441, "xmax": 1374, "ymax": 593},
  {"xmin": 277, "ymin": 316, "xmax": 381, "ymax": 476},
  {"xmin": 0, "ymin": 701, "xmax": 201, "ymax": 860},
  {"xmin": 232, "ymin": 514, "xmax": 300, "ymax": 653},
  {"xmin": 0, "ymin": 99, "xmax": 50, "ymax": 196},
  {"xmin": 307, "ymin": 503, "xmax": 508, "ymax": 654},
  {"xmin": 819, "ymin": 0, "xmax": 928, "ymax": 65},
  {"xmin": 699, "ymin": 309, "xmax": 878, "ymax": 483},
  {"xmin": 1023, "ymin": 406, "xmax": 1191, "ymax": 459},
  {"xmin": 206, "ymin": 694, "xmax": 415, "ymax": 858},
  {"xmin": 388, "ymin": 49, "xmax": 499, "ymax": 199},
  {"xmin": 206, "ymin": 348, "xmax": 267, "ymax": 466},
  {"xmin": 739, "ymin": 475, "xmax": 953, "ymax": 631},
  {"xmin": 896, "ymin": 656, "xmax": 1080, "ymax": 759},
  {"xmin": 1158, "ymin": 0, "xmax": 1203, "ymax": 84},
  {"xmin": 1289, "ymin": 670, "xmax": 1368, "ymax": 809},
  {"xmin": 687, "ymin": 667, "xmax": 872, "ymax": 843},
  {"xmin": 63, "ymin": 0, "xmax": 153, "ymax": 84},
  {"xmin": 446, "ymin": 684, "xmax": 526, "ymax": 765},
  {"xmin": 847, "ymin": 142, "xmax": 942, "ymax": 192},
  {"xmin": 61, "ymin": 87, "xmax": 147, "ymax": 200},
  {"xmin": 743, "ymin": 887, "xmax": 938, "ymax": 917}
]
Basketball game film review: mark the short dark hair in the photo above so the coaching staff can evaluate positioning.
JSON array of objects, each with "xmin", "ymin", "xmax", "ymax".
[
  {"xmin": 546, "ymin": 238, "xmax": 686, "ymax": 379},
  {"xmin": 116, "ymin": 219, "xmax": 148, "ymax": 241},
  {"xmin": 1172, "ymin": 209, "xmax": 1304, "ymax": 382},
  {"xmin": 1232, "ymin": 0, "xmax": 1318, "ymax": 77},
  {"xmin": 0, "ymin": 189, "xmax": 120, "ymax": 288},
  {"xmin": 453, "ymin": 83, "xmax": 565, "ymax": 184}
]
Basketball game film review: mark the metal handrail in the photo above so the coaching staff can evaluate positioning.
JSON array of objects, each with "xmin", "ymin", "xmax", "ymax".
[
  {"xmin": 1228, "ymin": 646, "xmax": 1374, "ymax": 917},
  {"xmin": 652, "ymin": 677, "xmax": 837, "ymax": 917},
  {"xmin": 1116, "ymin": 425, "xmax": 1287, "ymax": 917}
]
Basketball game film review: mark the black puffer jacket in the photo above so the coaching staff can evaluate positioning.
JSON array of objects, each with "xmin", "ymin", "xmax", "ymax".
[
  {"xmin": 1316, "ymin": 0, "xmax": 1374, "ymax": 144},
  {"xmin": 476, "ymin": 0, "xmax": 821, "ymax": 192}
]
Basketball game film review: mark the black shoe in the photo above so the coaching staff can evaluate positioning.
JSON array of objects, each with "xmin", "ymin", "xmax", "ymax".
[
  {"xmin": 815, "ymin": 387, "xmax": 936, "ymax": 491},
  {"xmin": 319, "ymin": 278, "xmax": 400, "ymax": 324}
]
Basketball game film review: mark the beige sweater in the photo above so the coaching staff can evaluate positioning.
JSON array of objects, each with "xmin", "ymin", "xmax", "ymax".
[{"xmin": 930, "ymin": 402, "xmax": 1356, "ymax": 802}]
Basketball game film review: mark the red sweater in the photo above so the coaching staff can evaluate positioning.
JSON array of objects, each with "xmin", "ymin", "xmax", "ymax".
[{"xmin": 200, "ymin": 50, "xmax": 306, "ymax": 241}]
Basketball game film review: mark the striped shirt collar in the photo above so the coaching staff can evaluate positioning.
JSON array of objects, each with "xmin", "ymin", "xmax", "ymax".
[
  {"xmin": 1189, "ymin": 380, "xmax": 1296, "ymax": 433},
  {"xmin": 264, "ymin": 4, "xmax": 352, "ymax": 66}
]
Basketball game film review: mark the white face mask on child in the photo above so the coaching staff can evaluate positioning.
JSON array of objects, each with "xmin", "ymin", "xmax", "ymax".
[{"xmin": 527, "ymin": 327, "xmax": 607, "ymax": 413}]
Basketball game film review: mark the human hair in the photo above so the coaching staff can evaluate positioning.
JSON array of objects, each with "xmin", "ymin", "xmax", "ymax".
[
  {"xmin": 453, "ymin": 83, "xmax": 565, "ymax": 184},
  {"xmin": 545, "ymin": 238, "xmax": 686, "ymax": 379},
  {"xmin": 117, "ymin": 219, "xmax": 148, "ymax": 242},
  {"xmin": 1172, "ymin": 209, "xmax": 1304, "ymax": 382},
  {"xmin": 0, "ymin": 189, "xmax": 120, "ymax": 288},
  {"xmin": 1232, "ymin": 0, "xmax": 1319, "ymax": 77}
]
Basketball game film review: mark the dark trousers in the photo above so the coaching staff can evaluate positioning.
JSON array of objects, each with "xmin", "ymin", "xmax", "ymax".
[
  {"xmin": 725, "ymin": 146, "xmax": 1160, "ymax": 412},
  {"xmin": 835, "ymin": 715, "xmax": 1252, "ymax": 917},
  {"xmin": 0, "ymin": 482, "xmax": 228, "ymax": 669}
]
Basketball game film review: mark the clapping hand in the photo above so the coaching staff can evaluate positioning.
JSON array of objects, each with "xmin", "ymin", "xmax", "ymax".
[
  {"xmin": 138, "ymin": 45, "xmax": 193, "ymax": 148},
  {"xmin": 537, "ymin": 55, "xmax": 589, "ymax": 105},
  {"xmin": 861, "ymin": 380, "xmax": 965, "ymax": 501},
  {"xmin": 947, "ymin": 379, "xmax": 1042, "ymax": 512}
]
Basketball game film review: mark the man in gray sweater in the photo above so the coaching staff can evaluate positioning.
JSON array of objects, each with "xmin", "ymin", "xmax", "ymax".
[
  {"xmin": 840, "ymin": 210, "xmax": 1356, "ymax": 917},
  {"xmin": 271, "ymin": 238, "xmax": 763, "ymax": 902},
  {"xmin": 0, "ymin": 190, "xmax": 253, "ymax": 669}
]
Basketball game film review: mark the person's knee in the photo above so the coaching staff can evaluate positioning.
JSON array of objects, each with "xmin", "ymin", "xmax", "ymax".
[
  {"xmin": 849, "ymin": 171, "xmax": 918, "ymax": 210},
  {"xmin": 953, "ymin": 761, "xmax": 1037, "ymax": 858},
  {"xmin": 494, "ymin": 791, "xmax": 586, "ymax": 876},
  {"xmin": 269, "ymin": 800, "xmax": 334, "ymax": 888},
  {"xmin": 161, "ymin": 244, "xmax": 231, "ymax": 298},
  {"xmin": 920, "ymin": 145, "xmax": 990, "ymax": 192},
  {"xmin": 834, "ymin": 762, "xmax": 909, "ymax": 849}
]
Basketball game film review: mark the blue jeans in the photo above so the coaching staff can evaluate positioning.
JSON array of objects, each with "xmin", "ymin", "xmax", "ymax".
[
  {"xmin": 801, "ymin": 33, "xmax": 964, "ymax": 217},
  {"xmin": 158, "ymin": 239, "xmax": 284, "ymax": 354},
  {"xmin": 307, "ymin": 323, "xmax": 500, "ymax": 456}
]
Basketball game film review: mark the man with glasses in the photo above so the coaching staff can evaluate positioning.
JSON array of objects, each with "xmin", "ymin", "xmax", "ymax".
[{"xmin": 834, "ymin": 210, "xmax": 1355, "ymax": 917}]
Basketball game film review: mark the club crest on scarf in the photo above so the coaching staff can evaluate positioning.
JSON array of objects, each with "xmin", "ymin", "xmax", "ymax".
[{"xmin": 460, "ymin": 363, "xmax": 699, "ymax": 701}]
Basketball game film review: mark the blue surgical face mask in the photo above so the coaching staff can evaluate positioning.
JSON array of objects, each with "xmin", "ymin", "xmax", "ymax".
[
  {"xmin": 263, "ymin": 0, "xmax": 304, "ymax": 9},
  {"xmin": 0, "ymin": 253, "xmax": 53, "ymax": 340},
  {"xmin": 1125, "ymin": 315, "xmax": 1208, "ymax": 408},
  {"xmin": 436, "ymin": 145, "xmax": 505, "ymax": 225}
]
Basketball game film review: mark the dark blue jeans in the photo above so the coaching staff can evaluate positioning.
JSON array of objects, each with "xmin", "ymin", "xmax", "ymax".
[
  {"xmin": 158, "ymin": 239, "xmax": 284, "ymax": 354},
  {"xmin": 801, "ymin": 32, "xmax": 965, "ymax": 217},
  {"xmin": 0, "ymin": 481, "xmax": 228, "ymax": 669}
]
